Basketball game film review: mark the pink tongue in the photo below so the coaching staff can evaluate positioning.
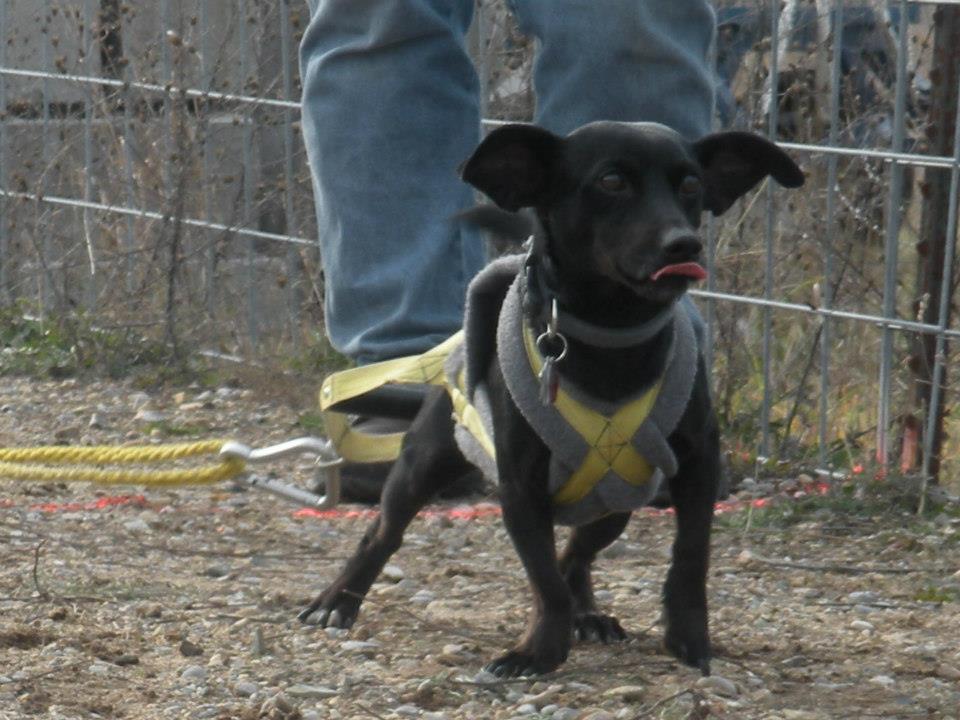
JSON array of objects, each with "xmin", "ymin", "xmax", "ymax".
[{"xmin": 650, "ymin": 262, "xmax": 707, "ymax": 282}]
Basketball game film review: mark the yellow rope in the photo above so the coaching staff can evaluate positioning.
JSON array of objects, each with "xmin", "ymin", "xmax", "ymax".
[
  {"xmin": 0, "ymin": 440, "xmax": 226, "ymax": 464},
  {"xmin": 0, "ymin": 441, "xmax": 246, "ymax": 486}
]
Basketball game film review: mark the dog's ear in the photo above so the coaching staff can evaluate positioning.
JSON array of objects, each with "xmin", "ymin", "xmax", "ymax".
[
  {"xmin": 460, "ymin": 124, "xmax": 564, "ymax": 212},
  {"xmin": 693, "ymin": 131, "xmax": 804, "ymax": 215}
]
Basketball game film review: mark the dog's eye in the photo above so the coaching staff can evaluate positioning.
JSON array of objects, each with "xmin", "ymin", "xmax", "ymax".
[
  {"xmin": 598, "ymin": 172, "xmax": 628, "ymax": 193},
  {"xmin": 679, "ymin": 175, "xmax": 702, "ymax": 198}
]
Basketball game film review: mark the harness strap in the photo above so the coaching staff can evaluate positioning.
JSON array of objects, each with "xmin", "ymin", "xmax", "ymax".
[
  {"xmin": 318, "ymin": 331, "xmax": 462, "ymax": 463},
  {"xmin": 448, "ymin": 366, "xmax": 496, "ymax": 459},
  {"xmin": 521, "ymin": 321, "xmax": 661, "ymax": 504}
]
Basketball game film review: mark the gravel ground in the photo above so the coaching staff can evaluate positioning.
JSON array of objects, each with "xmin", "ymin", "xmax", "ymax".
[{"xmin": 1, "ymin": 377, "xmax": 959, "ymax": 720}]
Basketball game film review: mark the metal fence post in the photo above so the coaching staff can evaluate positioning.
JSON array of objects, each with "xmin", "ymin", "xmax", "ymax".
[
  {"xmin": 875, "ymin": 0, "xmax": 911, "ymax": 469},
  {"xmin": 0, "ymin": 0, "xmax": 8, "ymax": 304},
  {"xmin": 703, "ymin": 17, "xmax": 719, "ymax": 372},
  {"xmin": 818, "ymin": 0, "xmax": 844, "ymax": 471},
  {"xmin": 38, "ymin": 0, "xmax": 54, "ymax": 314},
  {"xmin": 919, "ymin": 62, "xmax": 960, "ymax": 506},
  {"xmin": 200, "ymin": 0, "xmax": 217, "ymax": 321},
  {"xmin": 760, "ymin": 0, "xmax": 783, "ymax": 459},
  {"xmin": 119, "ymin": 11, "xmax": 137, "ymax": 298},
  {"xmin": 280, "ymin": 0, "xmax": 301, "ymax": 350},
  {"xmin": 82, "ymin": 0, "xmax": 98, "ymax": 310},
  {"xmin": 239, "ymin": 0, "xmax": 259, "ymax": 347}
]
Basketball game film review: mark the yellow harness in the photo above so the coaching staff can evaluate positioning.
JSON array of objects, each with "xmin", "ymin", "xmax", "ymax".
[
  {"xmin": 319, "ymin": 331, "xmax": 459, "ymax": 464},
  {"xmin": 319, "ymin": 323, "xmax": 661, "ymax": 505},
  {"xmin": 520, "ymin": 322, "xmax": 660, "ymax": 504}
]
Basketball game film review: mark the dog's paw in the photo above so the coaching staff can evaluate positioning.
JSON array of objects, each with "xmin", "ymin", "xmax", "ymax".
[
  {"xmin": 573, "ymin": 612, "xmax": 627, "ymax": 644},
  {"xmin": 664, "ymin": 623, "xmax": 711, "ymax": 676},
  {"xmin": 297, "ymin": 589, "xmax": 362, "ymax": 629},
  {"xmin": 483, "ymin": 650, "xmax": 561, "ymax": 678}
]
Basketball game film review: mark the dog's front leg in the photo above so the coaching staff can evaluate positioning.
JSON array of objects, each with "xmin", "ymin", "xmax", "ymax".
[
  {"xmin": 663, "ymin": 366, "xmax": 720, "ymax": 676},
  {"xmin": 299, "ymin": 388, "xmax": 472, "ymax": 630},
  {"xmin": 559, "ymin": 512, "xmax": 631, "ymax": 643},
  {"xmin": 488, "ymin": 475, "xmax": 573, "ymax": 677},
  {"xmin": 485, "ymin": 371, "xmax": 572, "ymax": 677}
]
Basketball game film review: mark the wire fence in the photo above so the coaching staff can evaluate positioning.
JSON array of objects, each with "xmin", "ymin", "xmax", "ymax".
[
  {"xmin": 0, "ymin": 0, "xmax": 319, "ymax": 356},
  {"xmin": 1, "ymin": 0, "xmax": 959, "ymax": 490}
]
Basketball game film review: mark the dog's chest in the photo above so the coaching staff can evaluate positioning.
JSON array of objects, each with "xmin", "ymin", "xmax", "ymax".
[{"xmin": 447, "ymin": 255, "xmax": 700, "ymax": 526}]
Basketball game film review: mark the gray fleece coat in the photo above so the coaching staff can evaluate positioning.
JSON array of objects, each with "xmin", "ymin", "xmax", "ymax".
[{"xmin": 445, "ymin": 254, "xmax": 699, "ymax": 526}]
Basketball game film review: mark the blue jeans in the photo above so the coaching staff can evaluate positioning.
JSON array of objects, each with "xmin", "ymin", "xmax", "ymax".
[{"xmin": 301, "ymin": 0, "xmax": 716, "ymax": 364}]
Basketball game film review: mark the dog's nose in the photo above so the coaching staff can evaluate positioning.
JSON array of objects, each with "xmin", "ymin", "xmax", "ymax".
[{"xmin": 662, "ymin": 231, "xmax": 702, "ymax": 262}]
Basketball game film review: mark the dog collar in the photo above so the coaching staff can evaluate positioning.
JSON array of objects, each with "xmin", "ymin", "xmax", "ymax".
[
  {"xmin": 523, "ymin": 247, "xmax": 677, "ymax": 349},
  {"xmin": 553, "ymin": 303, "xmax": 675, "ymax": 348}
]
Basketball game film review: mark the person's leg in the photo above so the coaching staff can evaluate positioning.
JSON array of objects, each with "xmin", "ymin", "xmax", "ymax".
[
  {"xmin": 509, "ymin": 0, "xmax": 716, "ymax": 139},
  {"xmin": 300, "ymin": 0, "xmax": 485, "ymax": 365}
]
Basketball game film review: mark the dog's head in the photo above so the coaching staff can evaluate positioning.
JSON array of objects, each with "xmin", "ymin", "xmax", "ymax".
[{"xmin": 461, "ymin": 121, "xmax": 804, "ymax": 305}]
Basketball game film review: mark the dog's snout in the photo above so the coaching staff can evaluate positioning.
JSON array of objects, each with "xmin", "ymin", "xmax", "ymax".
[{"xmin": 662, "ymin": 229, "xmax": 702, "ymax": 262}]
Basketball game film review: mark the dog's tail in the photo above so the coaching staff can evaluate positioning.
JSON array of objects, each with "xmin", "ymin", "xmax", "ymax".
[{"xmin": 455, "ymin": 205, "xmax": 533, "ymax": 245}]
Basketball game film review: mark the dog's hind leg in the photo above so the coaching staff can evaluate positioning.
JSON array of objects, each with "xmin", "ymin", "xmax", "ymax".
[
  {"xmin": 558, "ymin": 512, "xmax": 631, "ymax": 643},
  {"xmin": 299, "ymin": 387, "xmax": 473, "ymax": 629}
]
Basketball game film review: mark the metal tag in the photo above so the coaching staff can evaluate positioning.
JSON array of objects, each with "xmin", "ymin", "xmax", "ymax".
[{"xmin": 538, "ymin": 355, "xmax": 559, "ymax": 406}]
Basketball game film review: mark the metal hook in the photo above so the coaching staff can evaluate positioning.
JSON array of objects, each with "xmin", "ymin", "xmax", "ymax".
[{"xmin": 220, "ymin": 437, "xmax": 343, "ymax": 509}]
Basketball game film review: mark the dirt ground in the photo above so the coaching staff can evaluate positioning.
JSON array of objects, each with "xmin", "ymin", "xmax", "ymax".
[{"xmin": 1, "ymin": 377, "xmax": 959, "ymax": 720}]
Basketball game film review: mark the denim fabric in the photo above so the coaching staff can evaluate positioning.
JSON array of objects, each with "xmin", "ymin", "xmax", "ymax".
[
  {"xmin": 301, "ymin": 0, "xmax": 715, "ymax": 363},
  {"xmin": 509, "ymin": 0, "xmax": 715, "ymax": 138}
]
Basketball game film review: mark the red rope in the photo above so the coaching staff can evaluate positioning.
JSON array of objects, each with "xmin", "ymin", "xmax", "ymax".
[
  {"xmin": 28, "ymin": 495, "xmax": 149, "ymax": 513},
  {"xmin": 292, "ymin": 502, "xmax": 503, "ymax": 521},
  {"xmin": 2, "ymin": 480, "xmax": 830, "ymax": 517}
]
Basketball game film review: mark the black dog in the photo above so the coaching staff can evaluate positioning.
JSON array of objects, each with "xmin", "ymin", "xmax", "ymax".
[{"xmin": 299, "ymin": 121, "xmax": 803, "ymax": 677}]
